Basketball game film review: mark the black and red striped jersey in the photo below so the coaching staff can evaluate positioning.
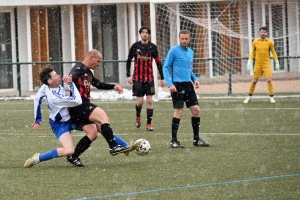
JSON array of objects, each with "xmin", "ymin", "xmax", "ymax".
[
  {"xmin": 69, "ymin": 62, "xmax": 115, "ymax": 102},
  {"xmin": 126, "ymin": 41, "xmax": 164, "ymax": 82}
]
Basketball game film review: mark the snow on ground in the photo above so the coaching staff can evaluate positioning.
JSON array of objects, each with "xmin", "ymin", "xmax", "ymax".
[{"xmin": 0, "ymin": 87, "xmax": 171, "ymax": 101}]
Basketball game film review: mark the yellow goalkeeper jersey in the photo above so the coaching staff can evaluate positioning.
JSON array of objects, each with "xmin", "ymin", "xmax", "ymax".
[{"xmin": 249, "ymin": 37, "xmax": 278, "ymax": 65}]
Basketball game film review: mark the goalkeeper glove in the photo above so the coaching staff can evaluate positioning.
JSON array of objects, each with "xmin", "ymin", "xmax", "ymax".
[
  {"xmin": 275, "ymin": 61, "xmax": 280, "ymax": 70},
  {"xmin": 247, "ymin": 60, "xmax": 253, "ymax": 70}
]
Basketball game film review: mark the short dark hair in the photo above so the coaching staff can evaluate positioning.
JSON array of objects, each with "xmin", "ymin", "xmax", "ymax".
[
  {"xmin": 179, "ymin": 30, "xmax": 191, "ymax": 36},
  {"xmin": 39, "ymin": 64, "xmax": 54, "ymax": 85},
  {"xmin": 139, "ymin": 26, "xmax": 151, "ymax": 34},
  {"xmin": 259, "ymin": 26, "xmax": 268, "ymax": 32}
]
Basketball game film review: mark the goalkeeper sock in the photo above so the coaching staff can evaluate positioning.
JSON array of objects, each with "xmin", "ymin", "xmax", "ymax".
[
  {"xmin": 72, "ymin": 136, "xmax": 91, "ymax": 158},
  {"xmin": 171, "ymin": 117, "xmax": 180, "ymax": 141},
  {"xmin": 248, "ymin": 82, "xmax": 256, "ymax": 95},
  {"xmin": 191, "ymin": 117, "xmax": 200, "ymax": 141},
  {"xmin": 268, "ymin": 82, "xmax": 274, "ymax": 96}
]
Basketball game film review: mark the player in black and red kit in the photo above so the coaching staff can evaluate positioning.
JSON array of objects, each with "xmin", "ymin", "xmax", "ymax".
[
  {"xmin": 66, "ymin": 49, "xmax": 130, "ymax": 166},
  {"xmin": 126, "ymin": 26, "xmax": 165, "ymax": 131}
]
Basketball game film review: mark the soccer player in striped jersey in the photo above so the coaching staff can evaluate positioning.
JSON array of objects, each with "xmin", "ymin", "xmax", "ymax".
[
  {"xmin": 244, "ymin": 26, "xmax": 280, "ymax": 103},
  {"xmin": 67, "ymin": 49, "xmax": 133, "ymax": 166},
  {"xmin": 24, "ymin": 65, "xmax": 82, "ymax": 168},
  {"xmin": 126, "ymin": 26, "xmax": 165, "ymax": 131},
  {"xmin": 163, "ymin": 30, "xmax": 210, "ymax": 148}
]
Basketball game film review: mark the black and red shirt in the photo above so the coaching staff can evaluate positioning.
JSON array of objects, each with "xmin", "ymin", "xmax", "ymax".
[
  {"xmin": 126, "ymin": 41, "xmax": 164, "ymax": 82},
  {"xmin": 69, "ymin": 62, "xmax": 115, "ymax": 102}
]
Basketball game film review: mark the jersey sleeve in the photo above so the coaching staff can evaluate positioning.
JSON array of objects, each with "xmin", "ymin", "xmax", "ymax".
[
  {"xmin": 33, "ymin": 84, "xmax": 47, "ymax": 123},
  {"xmin": 152, "ymin": 44, "xmax": 164, "ymax": 80},
  {"xmin": 163, "ymin": 48, "xmax": 175, "ymax": 87},
  {"xmin": 248, "ymin": 40, "xmax": 256, "ymax": 60},
  {"xmin": 126, "ymin": 43, "xmax": 136, "ymax": 77},
  {"xmin": 269, "ymin": 40, "xmax": 279, "ymax": 61},
  {"xmin": 92, "ymin": 76, "xmax": 115, "ymax": 90}
]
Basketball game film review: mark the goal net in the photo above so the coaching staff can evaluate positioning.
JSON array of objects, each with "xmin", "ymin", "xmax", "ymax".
[{"xmin": 154, "ymin": 0, "xmax": 300, "ymax": 96}]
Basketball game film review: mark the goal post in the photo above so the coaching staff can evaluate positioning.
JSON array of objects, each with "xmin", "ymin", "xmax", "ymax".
[{"xmin": 150, "ymin": 0, "xmax": 300, "ymax": 98}]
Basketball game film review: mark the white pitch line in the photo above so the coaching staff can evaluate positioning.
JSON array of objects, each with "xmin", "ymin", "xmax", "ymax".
[{"xmin": 0, "ymin": 132, "xmax": 299, "ymax": 137}]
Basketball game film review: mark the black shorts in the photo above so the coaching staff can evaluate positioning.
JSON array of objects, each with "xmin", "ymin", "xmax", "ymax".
[
  {"xmin": 171, "ymin": 82, "xmax": 199, "ymax": 109},
  {"xmin": 69, "ymin": 102, "xmax": 97, "ymax": 128},
  {"xmin": 132, "ymin": 81, "xmax": 155, "ymax": 97}
]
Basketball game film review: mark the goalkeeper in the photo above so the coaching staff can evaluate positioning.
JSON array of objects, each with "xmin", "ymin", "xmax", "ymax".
[{"xmin": 244, "ymin": 26, "xmax": 280, "ymax": 104}]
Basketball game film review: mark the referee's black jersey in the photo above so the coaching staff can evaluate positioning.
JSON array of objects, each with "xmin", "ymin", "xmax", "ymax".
[{"xmin": 126, "ymin": 41, "xmax": 161, "ymax": 82}]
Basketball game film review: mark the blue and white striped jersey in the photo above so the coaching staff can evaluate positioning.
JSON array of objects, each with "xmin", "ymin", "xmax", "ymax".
[{"xmin": 34, "ymin": 83, "xmax": 82, "ymax": 123}]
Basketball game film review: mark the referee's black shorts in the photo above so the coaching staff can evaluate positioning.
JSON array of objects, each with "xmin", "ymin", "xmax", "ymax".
[
  {"xmin": 69, "ymin": 102, "xmax": 97, "ymax": 128},
  {"xmin": 171, "ymin": 82, "xmax": 198, "ymax": 109}
]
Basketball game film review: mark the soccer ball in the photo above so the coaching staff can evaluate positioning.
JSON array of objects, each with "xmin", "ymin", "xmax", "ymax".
[{"xmin": 135, "ymin": 139, "xmax": 151, "ymax": 156}]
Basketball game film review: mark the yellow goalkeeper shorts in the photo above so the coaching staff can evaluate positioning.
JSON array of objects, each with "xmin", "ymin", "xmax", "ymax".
[{"xmin": 253, "ymin": 64, "xmax": 272, "ymax": 78}]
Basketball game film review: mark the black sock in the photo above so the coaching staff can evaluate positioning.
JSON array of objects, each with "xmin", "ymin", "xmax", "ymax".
[
  {"xmin": 72, "ymin": 136, "xmax": 92, "ymax": 158},
  {"xmin": 172, "ymin": 117, "xmax": 180, "ymax": 141},
  {"xmin": 147, "ymin": 108, "xmax": 153, "ymax": 125},
  {"xmin": 192, "ymin": 117, "xmax": 200, "ymax": 141},
  {"xmin": 136, "ymin": 105, "xmax": 142, "ymax": 117},
  {"xmin": 101, "ymin": 123, "xmax": 117, "ymax": 149}
]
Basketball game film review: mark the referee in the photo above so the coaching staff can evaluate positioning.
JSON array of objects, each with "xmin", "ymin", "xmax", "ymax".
[{"xmin": 163, "ymin": 30, "xmax": 210, "ymax": 148}]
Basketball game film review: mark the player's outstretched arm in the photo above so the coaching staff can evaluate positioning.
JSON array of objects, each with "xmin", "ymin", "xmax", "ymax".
[{"xmin": 114, "ymin": 85, "xmax": 123, "ymax": 94}]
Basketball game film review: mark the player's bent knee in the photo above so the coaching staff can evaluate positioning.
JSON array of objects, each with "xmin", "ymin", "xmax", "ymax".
[{"xmin": 64, "ymin": 148, "xmax": 74, "ymax": 156}]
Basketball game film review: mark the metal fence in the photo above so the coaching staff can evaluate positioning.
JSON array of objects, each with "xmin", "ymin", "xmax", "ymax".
[{"xmin": 0, "ymin": 58, "xmax": 299, "ymax": 97}]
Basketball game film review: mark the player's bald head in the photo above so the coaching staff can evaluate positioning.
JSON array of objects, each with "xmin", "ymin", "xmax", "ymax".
[{"xmin": 88, "ymin": 49, "xmax": 102, "ymax": 59}]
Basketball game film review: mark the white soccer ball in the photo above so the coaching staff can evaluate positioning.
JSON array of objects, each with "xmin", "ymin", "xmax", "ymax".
[{"xmin": 135, "ymin": 139, "xmax": 151, "ymax": 156}]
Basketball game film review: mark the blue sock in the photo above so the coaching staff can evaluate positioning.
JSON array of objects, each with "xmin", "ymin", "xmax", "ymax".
[
  {"xmin": 114, "ymin": 134, "xmax": 128, "ymax": 147},
  {"xmin": 39, "ymin": 148, "xmax": 59, "ymax": 162}
]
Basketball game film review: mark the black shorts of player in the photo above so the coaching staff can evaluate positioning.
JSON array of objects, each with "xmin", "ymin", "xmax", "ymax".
[
  {"xmin": 132, "ymin": 81, "xmax": 155, "ymax": 97},
  {"xmin": 171, "ymin": 82, "xmax": 199, "ymax": 109},
  {"xmin": 69, "ymin": 102, "xmax": 97, "ymax": 128}
]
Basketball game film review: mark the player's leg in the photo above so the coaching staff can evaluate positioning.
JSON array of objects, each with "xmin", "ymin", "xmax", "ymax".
[
  {"xmin": 57, "ymin": 132, "xmax": 74, "ymax": 156},
  {"xmin": 135, "ymin": 97, "xmax": 144, "ymax": 128},
  {"xmin": 89, "ymin": 107, "xmax": 129, "ymax": 155},
  {"xmin": 94, "ymin": 122, "xmax": 128, "ymax": 148},
  {"xmin": 24, "ymin": 122, "xmax": 74, "ymax": 168},
  {"xmin": 244, "ymin": 77, "xmax": 259, "ymax": 103},
  {"xmin": 189, "ymin": 105, "xmax": 209, "ymax": 147},
  {"xmin": 265, "ymin": 66, "xmax": 276, "ymax": 103},
  {"xmin": 244, "ymin": 65, "xmax": 261, "ymax": 103},
  {"xmin": 170, "ymin": 83, "xmax": 185, "ymax": 148},
  {"xmin": 146, "ymin": 95, "xmax": 154, "ymax": 131},
  {"xmin": 267, "ymin": 78, "xmax": 275, "ymax": 103},
  {"xmin": 185, "ymin": 82, "xmax": 209, "ymax": 147},
  {"xmin": 133, "ymin": 81, "xmax": 144, "ymax": 128},
  {"xmin": 67, "ymin": 123, "xmax": 97, "ymax": 166},
  {"xmin": 95, "ymin": 122, "xmax": 140, "ymax": 156},
  {"xmin": 145, "ymin": 81, "xmax": 155, "ymax": 131}
]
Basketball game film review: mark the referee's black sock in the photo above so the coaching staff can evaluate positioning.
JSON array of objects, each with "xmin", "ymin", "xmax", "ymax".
[
  {"xmin": 192, "ymin": 117, "xmax": 200, "ymax": 141},
  {"xmin": 101, "ymin": 123, "xmax": 117, "ymax": 149},
  {"xmin": 72, "ymin": 135, "xmax": 91, "ymax": 158},
  {"xmin": 172, "ymin": 117, "xmax": 180, "ymax": 141}
]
